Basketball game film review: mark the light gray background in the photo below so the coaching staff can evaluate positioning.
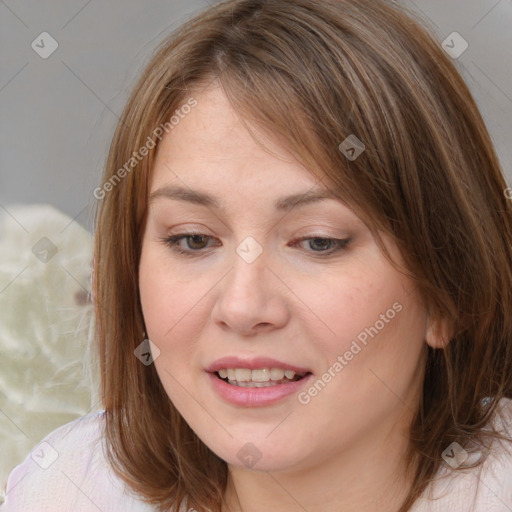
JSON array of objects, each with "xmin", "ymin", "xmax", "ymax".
[{"xmin": 1, "ymin": 0, "xmax": 511, "ymax": 232}]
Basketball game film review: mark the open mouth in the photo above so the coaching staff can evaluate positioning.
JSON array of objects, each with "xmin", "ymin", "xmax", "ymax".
[{"xmin": 214, "ymin": 368, "xmax": 311, "ymax": 388}]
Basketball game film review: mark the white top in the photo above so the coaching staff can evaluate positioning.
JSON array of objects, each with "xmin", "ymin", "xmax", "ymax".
[{"xmin": 2, "ymin": 398, "xmax": 512, "ymax": 511}]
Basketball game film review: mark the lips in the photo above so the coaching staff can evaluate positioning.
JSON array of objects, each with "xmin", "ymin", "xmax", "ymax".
[{"xmin": 205, "ymin": 356, "xmax": 313, "ymax": 406}]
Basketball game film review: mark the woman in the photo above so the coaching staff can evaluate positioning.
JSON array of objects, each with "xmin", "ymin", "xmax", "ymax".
[{"xmin": 3, "ymin": 0, "xmax": 512, "ymax": 510}]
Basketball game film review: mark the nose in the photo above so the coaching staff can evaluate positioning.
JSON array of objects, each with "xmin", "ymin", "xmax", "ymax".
[{"xmin": 210, "ymin": 239, "xmax": 290, "ymax": 336}]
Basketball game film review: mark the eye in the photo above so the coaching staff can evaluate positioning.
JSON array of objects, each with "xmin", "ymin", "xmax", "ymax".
[
  {"xmin": 159, "ymin": 233, "xmax": 351, "ymax": 258},
  {"xmin": 161, "ymin": 233, "xmax": 218, "ymax": 257},
  {"xmin": 289, "ymin": 236, "xmax": 351, "ymax": 256}
]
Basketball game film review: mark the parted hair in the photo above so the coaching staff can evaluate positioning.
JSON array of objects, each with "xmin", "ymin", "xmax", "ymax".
[{"xmin": 93, "ymin": 0, "xmax": 512, "ymax": 510}]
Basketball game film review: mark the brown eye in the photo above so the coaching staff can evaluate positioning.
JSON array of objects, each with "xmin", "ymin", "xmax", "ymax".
[
  {"xmin": 184, "ymin": 234, "xmax": 209, "ymax": 249},
  {"xmin": 160, "ymin": 233, "xmax": 219, "ymax": 257}
]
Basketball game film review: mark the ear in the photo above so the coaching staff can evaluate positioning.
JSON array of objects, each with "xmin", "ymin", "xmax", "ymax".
[{"xmin": 425, "ymin": 313, "xmax": 453, "ymax": 349}]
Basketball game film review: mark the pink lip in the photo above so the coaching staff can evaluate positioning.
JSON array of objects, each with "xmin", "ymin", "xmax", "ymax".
[
  {"xmin": 207, "ymin": 372, "xmax": 313, "ymax": 407},
  {"xmin": 206, "ymin": 356, "xmax": 311, "ymax": 375},
  {"xmin": 205, "ymin": 356, "xmax": 313, "ymax": 407}
]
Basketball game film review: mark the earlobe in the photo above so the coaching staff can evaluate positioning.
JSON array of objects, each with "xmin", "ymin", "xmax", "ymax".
[{"xmin": 425, "ymin": 313, "xmax": 453, "ymax": 349}]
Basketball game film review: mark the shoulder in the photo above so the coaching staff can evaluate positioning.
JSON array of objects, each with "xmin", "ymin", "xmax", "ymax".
[
  {"xmin": 1, "ymin": 411, "xmax": 157, "ymax": 512},
  {"xmin": 412, "ymin": 397, "xmax": 512, "ymax": 512}
]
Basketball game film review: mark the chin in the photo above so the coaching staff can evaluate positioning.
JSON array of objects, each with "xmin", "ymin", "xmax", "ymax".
[{"xmin": 202, "ymin": 435, "xmax": 307, "ymax": 473}]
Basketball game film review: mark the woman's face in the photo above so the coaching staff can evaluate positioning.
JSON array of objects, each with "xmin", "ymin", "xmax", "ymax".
[{"xmin": 139, "ymin": 85, "xmax": 430, "ymax": 473}]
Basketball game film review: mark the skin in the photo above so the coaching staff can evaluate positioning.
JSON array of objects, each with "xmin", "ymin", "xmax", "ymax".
[{"xmin": 138, "ymin": 84, "xmax": 447, "ymax": 512}]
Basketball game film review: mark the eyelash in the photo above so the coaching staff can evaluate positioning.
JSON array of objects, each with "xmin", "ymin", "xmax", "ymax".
[{"xmin": 160, "ymin": 233, "xmax": 351, "ymax": 258}]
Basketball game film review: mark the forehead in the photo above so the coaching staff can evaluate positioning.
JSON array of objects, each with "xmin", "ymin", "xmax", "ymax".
[{"xmin": 150, "ymin": 85, "xmax": 328, "ymax": 199}]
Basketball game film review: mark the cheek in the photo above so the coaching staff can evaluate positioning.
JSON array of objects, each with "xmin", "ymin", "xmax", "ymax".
[
  {"xmin": 138, "ymin": 247, "xmax": 198, "ymax": 410},
  {"xmin": 139, "ymin": 249, "xmax": 168, "ymax": 338},
  {"xmin": 139, "ymin": 243, "xmax": 193, "ymax": 338},
  {"xmin": 291, "ymin": 267, "xmax": 396, "ymax": 350},
  {"xmin": 138, "ymin": 244, "xmax": 209, "ymax": 373},
  {"xmin": 300, "ymin": 260, "xmax": 426, "ymax": 378},
  {"xmin": 295, "ymin": 273, "xmax": 426, "ymax": 440}
]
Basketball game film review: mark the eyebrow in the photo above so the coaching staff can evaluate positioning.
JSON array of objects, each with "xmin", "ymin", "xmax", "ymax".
[{"xmin": 148, "ymin": 185, "xmax": 340, "ymax": 212}]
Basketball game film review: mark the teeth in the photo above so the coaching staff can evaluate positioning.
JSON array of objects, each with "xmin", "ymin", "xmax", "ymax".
[
  {"xmin": 216, "ymin": 367, "xmax": 305, "ymax": 386},
  {"xmin": 235, "ymin": 381, "xmax": 277, "ymax": 388},
  {"xmin": 284, "ymin": 370, "xmax": 295, "ymax": 379},
  {"xmin": 234, "ymin": 368, "xmax": 252, "ymax": 382},
  {"xmin": 252, "ymin": 369, "xmax": 270, "ymax": 382},
  {"xmin": 270, "ymin": 368, "xmax": 285, "ymax": 380}
]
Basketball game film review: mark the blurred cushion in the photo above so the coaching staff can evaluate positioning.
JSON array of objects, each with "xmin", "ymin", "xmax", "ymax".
[{"xmin": 0, "ymin": 204, "xmax": 98, "ymax": 496}]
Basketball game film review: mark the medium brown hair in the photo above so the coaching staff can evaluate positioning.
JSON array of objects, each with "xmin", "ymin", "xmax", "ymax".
[{"xmin": 93, "ymin": 0, "xmax": 512, "ymax": 510}]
